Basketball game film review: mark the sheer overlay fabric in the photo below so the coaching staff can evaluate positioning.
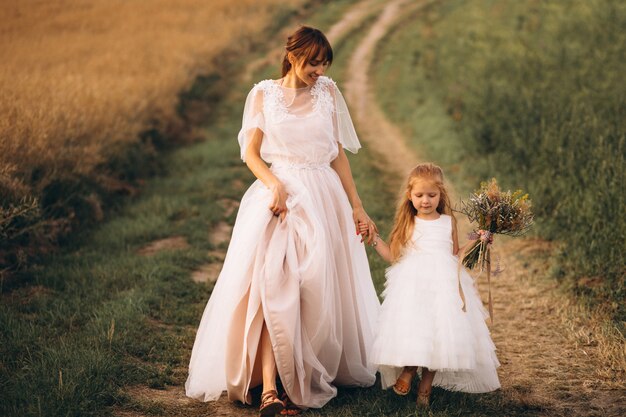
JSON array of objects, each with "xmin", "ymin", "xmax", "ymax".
[
  {"xmin": 185, "ymin": 77, "xmax": 380, "ymax": 409},
  {"xmin": 372, "ymin": 215, "xmax": 501, "ymax": 393}
]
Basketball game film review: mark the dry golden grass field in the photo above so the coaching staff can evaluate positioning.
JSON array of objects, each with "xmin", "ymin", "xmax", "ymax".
[{"xmin": 0, "ymin": 0, "xmax": 304, "ymax": 201}]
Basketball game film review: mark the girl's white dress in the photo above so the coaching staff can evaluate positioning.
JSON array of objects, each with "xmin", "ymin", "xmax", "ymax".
[
  {"xmin": 371, "ymin": 215, "xmax": 500, "ymax": 393},
  {"xmin": 185, "ymin": 76, "xmax": 380, "ymax": 408}
]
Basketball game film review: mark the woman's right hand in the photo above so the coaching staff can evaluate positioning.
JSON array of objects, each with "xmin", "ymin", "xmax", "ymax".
[{"xmin": 269, "ymin": 182, "xmax": 288, "ymax": 220}]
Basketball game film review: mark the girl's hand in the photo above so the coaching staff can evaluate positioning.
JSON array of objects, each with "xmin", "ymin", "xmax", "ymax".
[
  {"xmin": 358, "ymin": 222, "xmax": 369, "ymax": 237},
  {"xmin": 269, "ymin": 182, "xmax": 288, "ymax": 220},
  {"xmin": 353, "ymin": 206, "xmax": 378, "ymax": 244},
  {"xmin": 468, "ymin": 230, "xmax": 494, "ymax": 242}
]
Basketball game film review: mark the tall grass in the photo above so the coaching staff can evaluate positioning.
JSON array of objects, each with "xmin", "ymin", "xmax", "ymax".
[
  {"xmin": 1, "ymin": 2, "xmax": 367, "ymax": 415},
  {"xmin": 374, "ymin": 0, "xmax": 625, "ymax": 310},
  {"xmin": 1, "ymin": 1, "xmax": 538, "ymax": 413},
  {"xmin": 0, "ymin": 0, "xmax": 305, "ymax": 271}
]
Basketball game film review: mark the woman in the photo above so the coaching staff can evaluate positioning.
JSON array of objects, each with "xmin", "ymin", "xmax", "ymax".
[{"xmin": 185, "ymin": 26, "xmax": 380, "ymax": 416}]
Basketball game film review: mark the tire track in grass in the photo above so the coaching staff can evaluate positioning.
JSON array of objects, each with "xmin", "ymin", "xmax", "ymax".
[
  {"xmin": 121, "ymin": 0, "xmax": 625, "ymax": 415},
  {"xmin": 344, "ymin": 0, "xmax": 423, "ymax": 181},
  {"xmin": 343, "ymin": 0, "xmax": 625, "ymax": 415}
]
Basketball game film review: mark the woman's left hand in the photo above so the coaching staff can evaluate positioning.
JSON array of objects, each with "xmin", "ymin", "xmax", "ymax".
[{"xmin": 353, "ymin": 206, "xmax": 378, "ymax": 244}]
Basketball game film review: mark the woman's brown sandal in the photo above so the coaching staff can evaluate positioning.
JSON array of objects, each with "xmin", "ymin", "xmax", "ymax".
[
  {"xmin": 260, "ymin": 390, "xmax": 284, "ymax": 416},
  {"xmin": 280, "ymin": 392, "xmax": 301, "ymax": 415}
]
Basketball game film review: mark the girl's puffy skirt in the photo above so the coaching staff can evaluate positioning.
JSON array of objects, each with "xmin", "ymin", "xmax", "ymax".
[{"xmin": 371, "ymin": 249, "xmax": 500, "ymax": 393}]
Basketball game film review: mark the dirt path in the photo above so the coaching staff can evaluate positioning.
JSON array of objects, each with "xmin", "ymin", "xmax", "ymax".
[
  {"xmin": 118, "ymin": 1, "xmax": 624, "ymax": 415},
  {"xmin": 344, "ymin": 0, "xmax": 425, "ymax": 179},
  {"xmin": 343, "ymin": 0, "xmax": 625, "ymax": 416}
]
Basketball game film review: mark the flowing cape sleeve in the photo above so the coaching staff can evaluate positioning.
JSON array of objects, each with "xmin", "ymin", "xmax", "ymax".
[
  {"xmin": 331, "ymin": 82, "xmax": 361, "ymax": 154},
  {"xmin": 237, "ymin": 84, "xmax": 265, "ymax": 162}
]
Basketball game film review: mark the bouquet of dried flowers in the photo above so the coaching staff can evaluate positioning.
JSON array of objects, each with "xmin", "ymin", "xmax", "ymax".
[
  {"xmin": 457, "ymin": 178, "xmax": 533, "ymax": 323},
  {"xmin": 459, "ymin": 178, "xmax": 534, "ymax": 270}
]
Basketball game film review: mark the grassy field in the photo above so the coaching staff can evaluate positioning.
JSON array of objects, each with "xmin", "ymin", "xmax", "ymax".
[
  {"xmin": 0, "ymin": 0, "xmax": 307, "ymax": 273},
  {"xmin": 0, "ymin": 0, "xmax": 484, "ymax": 414},
  {"xmin": 3, "ymin": 0, "xmax": 622, "ymax": 416},
  {"xmin": 371, "ymin": 0, "xmax": 625, "ymax": 317},
  {"xmin": 0, "ymin": 1, "xmax": 387, "ymax": 416}
]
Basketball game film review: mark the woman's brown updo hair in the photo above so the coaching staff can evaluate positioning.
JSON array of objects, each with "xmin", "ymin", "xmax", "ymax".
[{"xmin": 282, "ymin": 26, "xmax": 333, "ymax": 77}]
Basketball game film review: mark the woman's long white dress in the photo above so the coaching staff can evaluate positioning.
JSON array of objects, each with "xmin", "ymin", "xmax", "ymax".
[
  {"xmin": 185, "ymin": 76, "xmax": 380, "ymax": 409},
  {"xmin": 371, "ymin": 215, "xmax": 500, "ymax": 393}
]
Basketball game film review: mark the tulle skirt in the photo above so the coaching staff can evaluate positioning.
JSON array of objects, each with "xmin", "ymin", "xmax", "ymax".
[
  {"xmin": 371, "ymin": 249, "xmax": 500, "ymax": 393},
  {"xmin": 185, "ymin": 163, "xmax": 380, "ymax": 408}
]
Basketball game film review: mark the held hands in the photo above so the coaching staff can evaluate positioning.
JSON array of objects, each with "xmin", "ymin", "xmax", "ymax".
[
  {"xmin": 359, "ymin": 222, "xmax": 381, "ymax": 247},
  {"xmin": 269, "ymin": 182, "xmax": 288, "ymax": 220},
  {"xmin": 270, "ymin": 185, "xmax": 376, "ymax": 238},
  {"xmin": 353, "ymin": 206, "xmax": 378, "ymax": 244}
]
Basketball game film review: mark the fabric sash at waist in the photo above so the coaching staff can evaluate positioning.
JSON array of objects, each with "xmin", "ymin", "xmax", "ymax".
[{"xmin": 271, "ymin": 161, "xmax": 331, "ymax": 170}]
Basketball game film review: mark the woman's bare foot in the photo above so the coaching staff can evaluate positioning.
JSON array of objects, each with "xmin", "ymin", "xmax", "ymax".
[
  {"xmin": 416, "ymin": 367, "xmax": 435, "ymax": 407},
  {"xmin": 416, "ymin": 388, "xmax": 431, "ymax": 407}
]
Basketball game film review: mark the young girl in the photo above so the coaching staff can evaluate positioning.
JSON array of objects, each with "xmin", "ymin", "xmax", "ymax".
[{"xmin": 364, "ymin": 163, "xmax": 500, "ymax": 406}]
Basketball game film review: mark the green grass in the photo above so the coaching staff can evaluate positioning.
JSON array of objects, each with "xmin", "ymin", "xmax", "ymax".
[
  {"xmin": 306, "ymin": 384, "xmax": 543, "ymax": 417},
  {"xmin": 326, "ymin": 0, "xmax": 394, "ymax": 294},
  {"xmin": 0, "ymin": 1, "xmax": 385, "ymax": 416},
  {"xmin": 293, "ymin": 6, "xmax": 541, "ymax": 416},
  {"xmin": 372, "ymin": 0, "xmax": 625, "ymax": 317},
  {"xmin": 0, "ymin": 3, "xmax": 363, "ymax": 416},
  {"xmin": 370, "ymin": 2, "xmax": 478, "ymax": 197},
  {"xmin": 0, "ymin": 98, "xmax": 248, "ymax": 415},
  {"xmin": 1, "ymin": 1, "xmax": 570, "ymax": 416},
  {"xmin": 0, "ymin": 1, "xmax": 312, "ymax": 277}
]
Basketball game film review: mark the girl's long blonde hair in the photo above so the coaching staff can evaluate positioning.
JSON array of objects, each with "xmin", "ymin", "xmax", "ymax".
[{"xmin": 388, "ymin": 163, "xmax": 455, "ymax": 262}]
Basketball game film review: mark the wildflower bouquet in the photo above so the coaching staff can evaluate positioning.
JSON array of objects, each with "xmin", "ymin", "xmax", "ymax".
[
  {"xmin": 459, "ymin": 178, "xmax": 534, "ymax": 270},
  {"xmin": 457, "ymin": 178, "xmax": 533, "ymax": 323}
]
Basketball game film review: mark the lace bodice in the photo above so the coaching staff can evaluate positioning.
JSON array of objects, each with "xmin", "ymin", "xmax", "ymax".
[{"xmin": 237, "ymin": 76, "xmax": 361, "ymax": 166}]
